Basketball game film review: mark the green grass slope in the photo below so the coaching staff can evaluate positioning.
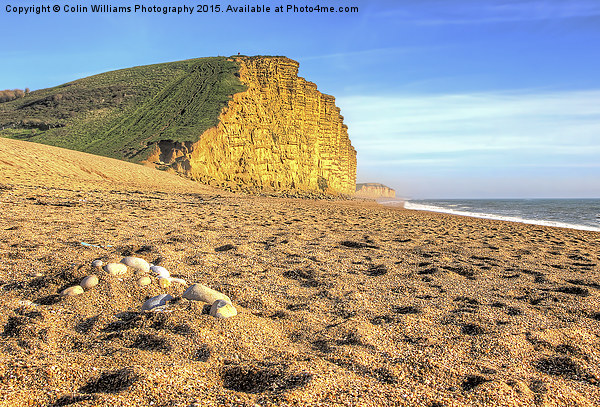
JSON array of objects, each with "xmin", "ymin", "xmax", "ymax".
[{"xmin": 0, "ymin": 57, "xmax": 246, "ymax": 161}]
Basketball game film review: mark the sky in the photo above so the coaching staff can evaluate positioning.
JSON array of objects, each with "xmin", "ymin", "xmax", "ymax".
[{"xmin": 1, "ymin": 0, "xmax": 599, "ymax": 198}]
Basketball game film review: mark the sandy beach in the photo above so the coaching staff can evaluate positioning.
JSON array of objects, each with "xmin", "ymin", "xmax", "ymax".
[{"xmin": 1, "ymin": 139, "xmax": 599, "ymax": 406}]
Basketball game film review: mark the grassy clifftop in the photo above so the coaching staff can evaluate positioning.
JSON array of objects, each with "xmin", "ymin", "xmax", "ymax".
[{"xmin": 0, "ymin": 57, "xmax": 246, "ymax": 161}]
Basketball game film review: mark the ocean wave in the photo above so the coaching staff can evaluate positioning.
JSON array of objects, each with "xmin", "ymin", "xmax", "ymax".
[{"xmin": 404, "ymin": 201, "xmax": 600, "ymax": 232}]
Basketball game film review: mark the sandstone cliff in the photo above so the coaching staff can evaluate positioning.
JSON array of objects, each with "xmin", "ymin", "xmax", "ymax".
[
  {"xmin": 146, "ymin": 57, "xmax": 357, "ymax": 194},
  {"xmin": 355, "ymin": 183, "xmax": 396, "ymax": 199}
]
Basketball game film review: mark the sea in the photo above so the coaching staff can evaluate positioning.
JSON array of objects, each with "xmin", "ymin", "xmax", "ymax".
[{"xmin": 380, "ymin": 198, "xmax": 600, "ymax": 232}]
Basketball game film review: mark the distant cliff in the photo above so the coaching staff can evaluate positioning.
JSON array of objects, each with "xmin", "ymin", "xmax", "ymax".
[
  {"xmin": 355, "ymin": 183, "xmax": 396, "ymax": 198},
  {"xmin": 0, "ymin": 56, "xmax": 356, "ymax": 195}
]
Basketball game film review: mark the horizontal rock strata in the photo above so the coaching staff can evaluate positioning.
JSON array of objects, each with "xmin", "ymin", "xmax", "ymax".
[{"xmin": 147, "ymin": 57, "xmax": 357, "ymax": 194}]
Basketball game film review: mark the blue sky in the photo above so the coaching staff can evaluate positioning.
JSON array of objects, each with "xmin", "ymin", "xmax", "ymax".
[{"xmin": 2, "ymin": 0, "xmax": 600, "ymax": 198}]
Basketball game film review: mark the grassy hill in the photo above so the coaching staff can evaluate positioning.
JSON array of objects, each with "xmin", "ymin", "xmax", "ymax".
[{"xmin": 0, "ymin": 57, "xmax": 246, "ymax": 161}]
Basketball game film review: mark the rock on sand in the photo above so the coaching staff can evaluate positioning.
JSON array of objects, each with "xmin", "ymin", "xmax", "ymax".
[
  {"xmin": 158, "ymin": 278, "xmax": 171, "ymax": 289},
  {"xmin": 182, "ymin": 283, "xmax": 231, "ymax": 305},
  {"xmin": 121, "ymin": 256, "xmax": 150, "ymax": 273},
  {"xmin": 80, "ymin": 275, "xmax": 99, "ymax": 289},
  {"xmin": 61, "ymin": 285, "xmax": 84, "ymax": 296},
  {"xmin": 169, "ymin": 277, "xmax": 187, "ymax": 285},
  {"xmin": 150, "ymin": 265, "xmax": 170, "ymax": 279},
  {"xmin": 104, "ymin": 262, "xmax": 127, "ymax": 276},
  {"xmin": 137, "ymin": 276, "xmax": 152, "ymax": 287},
  {"xmin": 141, "ymin": 294, "xmax": 173, "ymax": 311},
  {"xmin": 209, "ymin": 299, "xmax": 237, "ymax": 318},
  {"xmin": 158, "ymin": 278, "xmax": 171, "ymax": 288}
]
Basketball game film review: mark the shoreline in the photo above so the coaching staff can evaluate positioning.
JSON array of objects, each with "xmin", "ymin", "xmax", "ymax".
[{"xmin": 400, "ymin": 200, "xmax": 600, "ymax": 233}]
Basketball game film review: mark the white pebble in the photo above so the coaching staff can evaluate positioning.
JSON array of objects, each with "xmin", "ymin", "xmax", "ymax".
[
  {"xmin": 61, "ymin": 285, "xmax": 84, "ymax": 296},
  {"xmin": 168, "ymin": 277, "xmax": 187, "ymax": 285},
  {"xmin": 137, "ymin": 276, "xmax": 152, "ymax": 287},
  {"xmin": 91, "ymin": 259, "xmax": 103, "ymax": 268},
  {"xmin": 121, "ymin": 256, "xmax": 150, "ymax": 273},
  {"xmin": 104, "ymin": 262, "xmax": 127, "ymax": 276}
]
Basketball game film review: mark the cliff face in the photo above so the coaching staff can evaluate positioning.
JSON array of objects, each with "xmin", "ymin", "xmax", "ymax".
[
  {"xmin": 147, "ymin": 57, "xmax": 357, "ymax": 194},
  {"xmin": 355, "ymin": 183, "xmax": 396, "ymax": 199}
]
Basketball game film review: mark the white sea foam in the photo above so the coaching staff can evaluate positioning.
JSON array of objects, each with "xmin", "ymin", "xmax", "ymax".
[
  {"xmin": 376, "ymin": 198, "xmax": 405, "ymax": 207},
  {"xmin": 404, "ymin": 201, "xmax": 600, "ymax": 232}
]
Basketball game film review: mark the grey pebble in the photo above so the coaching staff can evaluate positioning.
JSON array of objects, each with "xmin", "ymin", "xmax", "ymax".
[
  {"xmin": 150, "ymin": 265, "xmax": 170, "ymax": 279},
  {"xmin": 141, "ymin": 294, "xmax": 173, "ymax": 311}
]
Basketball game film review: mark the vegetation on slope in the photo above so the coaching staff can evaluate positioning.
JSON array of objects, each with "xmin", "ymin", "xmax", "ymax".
[
  {"xmin": 0, "ymin": 89, "xmax": 30, "ymax": 103},
  {"xmin": 0, "ymin": 57, "xmax": 246, "ymax": 161}
]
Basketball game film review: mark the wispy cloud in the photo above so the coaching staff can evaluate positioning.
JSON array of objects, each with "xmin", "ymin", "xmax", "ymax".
[{"xmin": 338, "ymin": 89, "xmax": 600, "ymax": 175}]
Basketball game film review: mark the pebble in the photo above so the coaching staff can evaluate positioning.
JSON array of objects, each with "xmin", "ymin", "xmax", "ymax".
[
  {"xmin": 91, "ymin": 259, "xmax": 103, "ymax": 268},
  {"xmin": 182, "ymin": 283, "xmax": 231, "ymax": 305},
  {"xmin": 141, "ymin": 294, "xmax": 173, "ymax": 311},
  {"xmin": 210, "ymin": 299, "xmax": 237, "ymax": 318},
  {"xmin": 150, "ymin": 265, "xmax": 170, "ymax": 279},
  {"xmin": 168, "ymin": 277, "xmax": 187, "ymax": 285},
  {"xmin": 121, "ymin": 256, "xmax": 150, "ymax": 273},
  {"xmin": 104, "ymin": 262, "xmax": 127, "ymax": 276},
  {"xmin": 61, "ymin": 285, "xmax": 84, "ymax": 296},
  {"xmin": 80, "ymin": 275, "xmax": 99, "ymax": 289},
  {"xmin": 158, "ymin": 278, "xmax": 171, "ymax": 289},
  {"xmin": 137, "ymin": 276, "xmax": 152, "ymax": 287}
]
